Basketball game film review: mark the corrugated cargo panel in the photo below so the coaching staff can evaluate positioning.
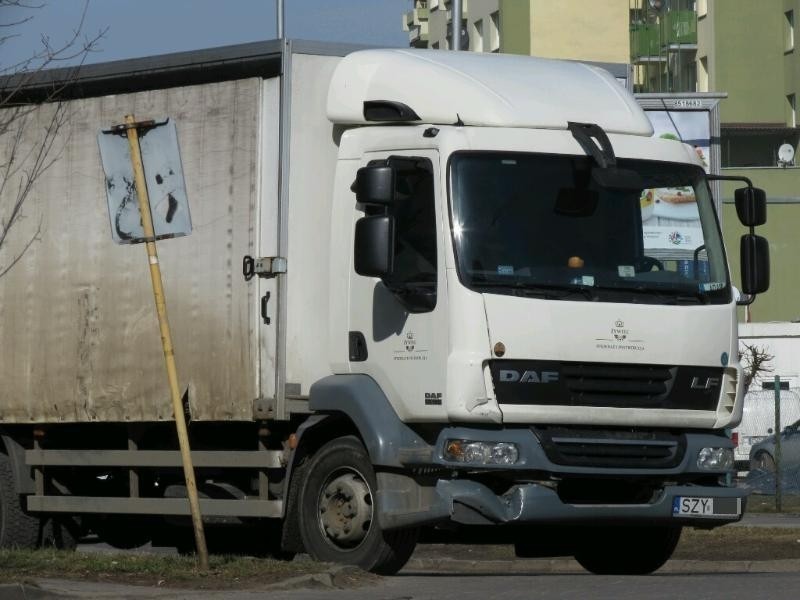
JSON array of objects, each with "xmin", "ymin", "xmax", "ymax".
[{"xmin": 0, "ymin": 78, "xmax": 262, "ymax": 423}]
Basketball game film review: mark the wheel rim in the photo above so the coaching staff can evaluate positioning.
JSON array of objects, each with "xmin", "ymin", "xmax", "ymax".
[
  {"xmin": 757, "ymin": 453, "xmax": 775, "ymax": 472},
  {"xmin": 316, "ymin": 467, "xmax": 373, "ymax": 551}
]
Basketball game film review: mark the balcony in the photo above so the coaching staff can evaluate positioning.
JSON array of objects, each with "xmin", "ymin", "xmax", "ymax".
[
  {"xmin": 630, "ymin": 24, "xmax": 662, "ymax": 61},
  {"xmin": 630, "ymin": 10, "xmax": 697, "ymax": 62},
  {"xmin": 665, "ymin": 10, "xmax": 697, "ymax": 46}
]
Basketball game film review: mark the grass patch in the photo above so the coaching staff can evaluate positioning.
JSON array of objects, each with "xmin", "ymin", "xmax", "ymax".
[
  {"xmin": 673, "ymin": 526, "xmax": 800, "ymax": 561},
  {"xmin": 0, "ymin": 550, "xmax": 334, "ymax": 590},
  {"xmin": 746, "ymin": 494, "xmax": 800, "ymax": 514}
]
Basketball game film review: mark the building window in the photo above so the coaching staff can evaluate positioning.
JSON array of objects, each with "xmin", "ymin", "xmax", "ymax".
[
  {"xmin": 722, "ymin": 129, "xmax": 800, "ymax": 168},
  {"xmin": 788, "ymin": 94, "xmax": 797, "ymax": 128},
  {"xmin": 786, "ymin": 11, "xmax": 795, "ymax": 52}
]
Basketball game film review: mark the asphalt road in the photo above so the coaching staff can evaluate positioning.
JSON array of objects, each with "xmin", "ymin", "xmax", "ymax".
[{"xmin": 23, "ymin": 567, "xmax": 800, "ymax": 600}]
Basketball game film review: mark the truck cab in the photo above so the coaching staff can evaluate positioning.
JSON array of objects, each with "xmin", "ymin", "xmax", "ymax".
[{"xmin": 301, "ymin": 49, "xmax": 769, "ymax": 574}]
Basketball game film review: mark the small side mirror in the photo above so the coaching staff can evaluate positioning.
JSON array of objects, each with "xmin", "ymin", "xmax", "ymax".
[
  {"xmin": 740, "ymin": 233, "xmax": 770, "ymax": 295},
  {"xmin": 735, "ymin": 187, "xmax": 767, "ymax": 226},
  {"xmin": 355, "ymin": 165, "xmax": 395, "ymax": 206},
  {"xmin": 354, "ymin": 215, "xmax": 394, "ymax": 278}
]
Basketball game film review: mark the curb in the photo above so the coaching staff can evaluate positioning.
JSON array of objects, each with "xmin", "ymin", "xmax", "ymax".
[{"xmin": 0, "ymin": 582, "xmax": 72, "ymax": 599}]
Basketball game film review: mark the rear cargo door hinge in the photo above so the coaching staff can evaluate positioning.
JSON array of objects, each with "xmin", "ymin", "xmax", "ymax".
[{"xmin": 243, "ymin": 256, "xmax": 287, "ymax": 281}]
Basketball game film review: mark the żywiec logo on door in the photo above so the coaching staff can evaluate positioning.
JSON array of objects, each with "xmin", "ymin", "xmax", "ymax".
[{"xmin": 394, "ymin": 331, "xmax": 428, "ymax": 361}]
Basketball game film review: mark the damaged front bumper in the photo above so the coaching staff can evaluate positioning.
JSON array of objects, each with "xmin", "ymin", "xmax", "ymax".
[{"xmin": 378, "ymin": 476, "xmax": 746, "ymax": 530}]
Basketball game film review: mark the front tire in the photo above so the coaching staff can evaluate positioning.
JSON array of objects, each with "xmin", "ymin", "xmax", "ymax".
[
  {"xmin": 574, "ymin": 525, "xmax": 681, "ymax": 575},
  {"xmin": 298, "ymin": 436, "xmax": 417, "ymax": 575}
]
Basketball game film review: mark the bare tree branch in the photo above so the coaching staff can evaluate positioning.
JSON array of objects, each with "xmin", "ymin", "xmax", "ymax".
[
  {"xmin": 740, "ymin": 343, "xmax": 775, "ymax": 393},
  {"xmin": 0, "ymin": 0, "xmax": 104, "ymax": 277}
]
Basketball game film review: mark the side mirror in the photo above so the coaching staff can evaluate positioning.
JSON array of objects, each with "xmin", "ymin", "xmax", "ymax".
[
  {"xmin": 735, "ymin": 187, "xmax": 767, "ymax": 226},
  {"xmin": 740, "ymin": 234, "xmax": 770, "ymax": 295},
  {"xmin": 354, "ymin": 215, "xmax": 394, "ymax": 278},
  {"xmin": 355, "ymin": 165, "xmax": 395, "ymax": 206}
]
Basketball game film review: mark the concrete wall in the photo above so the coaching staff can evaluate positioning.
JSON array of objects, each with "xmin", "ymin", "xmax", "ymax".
[{"xmin": 529, "ymin": 0, "xmax": 629, "ymax": 63}]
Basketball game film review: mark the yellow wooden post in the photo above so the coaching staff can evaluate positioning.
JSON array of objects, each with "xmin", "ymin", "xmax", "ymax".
[{"xmin": 123, "ymin": 114, "xmax": 209, "ymax": 570}]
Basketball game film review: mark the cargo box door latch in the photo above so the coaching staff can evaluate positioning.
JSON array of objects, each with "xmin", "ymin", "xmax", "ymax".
[{"xmin": 243, "ymin": 256, "xmax": 287, "ymax": 281}]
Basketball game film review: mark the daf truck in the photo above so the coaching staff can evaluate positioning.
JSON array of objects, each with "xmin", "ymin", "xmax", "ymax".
[{"xmin": 0, "ymin": 40, "xmax": 769, "ymax": 574}]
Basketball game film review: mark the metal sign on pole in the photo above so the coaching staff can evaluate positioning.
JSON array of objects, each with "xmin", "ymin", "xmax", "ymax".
[
  {"xmin": 452, "ymin": 0, "xmax": 462, "ymax": 50},
  {"xmin": 277, "ymin": 0, "xmax": 285, "ymax": 39},
  {"xmin": 97, "ymin": 115, "xmax": 209, "ymax": 570}
]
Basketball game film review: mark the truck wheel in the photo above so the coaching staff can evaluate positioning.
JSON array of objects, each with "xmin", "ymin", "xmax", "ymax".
[
  {"xmin": 298, "ymin": 436, "xmax": 418, "ymax": 575},
  {"xmin": 574, "ymin": 525, "xmax": 681, "ymax": 575},
  {"xmin": 0, "ymin": 453, "xmax": 39, "ymax": 548}
]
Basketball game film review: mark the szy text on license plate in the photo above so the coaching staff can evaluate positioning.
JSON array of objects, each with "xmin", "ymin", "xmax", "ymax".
[{"xmin": 673, "ymin": 496, "xmax": 714, "ymax": 516}]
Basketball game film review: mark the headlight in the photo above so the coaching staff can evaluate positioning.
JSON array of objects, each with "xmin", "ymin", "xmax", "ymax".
[
  {"xmin": 697, "ymin": 447, "xmax": 734, "ymax": 471},
  {"xmin": 444, "ymin": 440, "xmax": 519, "ymax": 465}
]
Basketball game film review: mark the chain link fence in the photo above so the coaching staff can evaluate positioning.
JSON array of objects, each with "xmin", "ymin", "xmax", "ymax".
[{"xmin": 734, "ymin": 385, "xmax": 800, "ymax": 509}]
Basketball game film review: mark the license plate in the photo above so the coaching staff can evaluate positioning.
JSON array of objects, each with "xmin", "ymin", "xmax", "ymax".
[{"xmin": 672, "ymin": 496, "xmax": 740, "ymax": 517}]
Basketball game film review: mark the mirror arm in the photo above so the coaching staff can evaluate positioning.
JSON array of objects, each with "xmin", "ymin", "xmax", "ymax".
[
  {"xmin": 736, "ymin": 294, "xmax": 756, "ymax": 306},
  {"xmin": 706, "ymin": 174, "xmax": 754, "ymax": 188}
]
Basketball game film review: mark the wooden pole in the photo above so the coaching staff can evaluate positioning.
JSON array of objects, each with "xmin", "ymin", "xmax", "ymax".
[
  {"xmin": 774, "ymin": 375, "xmax": 783, "ymax": 512},
  {"xmin": 123, "ymin": 114, "xmax": 209, "ymax": 570}
]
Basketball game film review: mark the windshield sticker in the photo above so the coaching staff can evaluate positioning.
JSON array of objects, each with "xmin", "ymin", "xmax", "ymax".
[
  {"xmin": 618, "ymin": 265, "xmax": 635, "ymax": 278},
  {"xmin": 497, "ymin": 265, "xmax": 514, "ymax": 276},
  {"xmin": 701, "ymin": 282, "xmax": 725, "ymax": 292},
  {"xmin": 571, "ymin": 275, "xmax": 595, "ymax": 286}
]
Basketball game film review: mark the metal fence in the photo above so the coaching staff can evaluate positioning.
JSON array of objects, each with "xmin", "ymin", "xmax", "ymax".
[{"xmin": 734, "ymin": 384, "xmax": 800, "ymax": 508}]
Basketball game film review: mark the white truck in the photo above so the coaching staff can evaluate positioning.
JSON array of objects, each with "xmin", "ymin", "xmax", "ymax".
[{"xmin": 0, "ymin": 40, "xmax": 769, "ymax": 575}]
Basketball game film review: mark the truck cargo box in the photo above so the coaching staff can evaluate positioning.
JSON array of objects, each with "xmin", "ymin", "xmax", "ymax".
[{"xmin": 0, "ymin": 41, "xmax": 348, "ymax": 423}]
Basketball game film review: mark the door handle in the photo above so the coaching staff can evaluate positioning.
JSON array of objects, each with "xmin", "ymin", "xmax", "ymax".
[{"xmin": 261, "ymin": 292, "xmax": 271, "ymax": 325}]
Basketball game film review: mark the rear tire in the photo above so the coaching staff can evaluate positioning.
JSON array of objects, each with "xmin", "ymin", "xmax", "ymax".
[
  {"xmin": 574, "ymin": 525, "xmax": 681, "ymax": 575},
  {"xmin": 298, "ymin": 436, "xmax": 418, "ymax": 575},
  {"xmin": 0, "ymin": 453, "xmax": 40, "ymax": 548}
]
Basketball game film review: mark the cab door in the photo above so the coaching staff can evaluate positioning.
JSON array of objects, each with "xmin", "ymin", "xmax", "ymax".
[{"xmin": 348, "ymin": 151, "xmax": 448, "ymax": 421}]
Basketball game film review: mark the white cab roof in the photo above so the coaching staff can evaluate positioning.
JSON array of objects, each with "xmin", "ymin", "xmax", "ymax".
[{"xmin": 327, "ymin": 49, "xmax": 652, "ymax": 136}]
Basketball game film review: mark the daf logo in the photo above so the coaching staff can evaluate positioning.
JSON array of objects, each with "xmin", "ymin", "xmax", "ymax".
[
  {"xmin": 690, "ymin": 376, "xmax": 720, "ymax": 390},
  {"xmin": 499, "ymin": 370, "xmax": 559, "ymax": 384}
]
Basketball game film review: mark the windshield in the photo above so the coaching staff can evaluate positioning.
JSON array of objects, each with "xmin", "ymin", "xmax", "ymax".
[{"xmin": 449, "ymin": 152, "xmax": 730, "ymax": 305}]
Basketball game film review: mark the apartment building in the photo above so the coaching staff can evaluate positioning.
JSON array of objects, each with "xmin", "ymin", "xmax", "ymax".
[{"xmin": 403, "ymin": 0, "xmax": 627, "ymax": 62}]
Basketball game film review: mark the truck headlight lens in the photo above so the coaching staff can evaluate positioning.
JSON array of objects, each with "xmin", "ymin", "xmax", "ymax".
[
  {"xmin": 444, "ymin": 440, "xmax": 519, "ymax": 465},
  {"xmin": 697, "ymin": 447, "xmax": 734, "ymax": 471}
]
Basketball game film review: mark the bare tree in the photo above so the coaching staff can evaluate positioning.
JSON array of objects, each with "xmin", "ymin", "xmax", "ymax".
[
  {"xmin": 0, "ymin": 1, "xmax": 104, "ymax": 277},
  {"xmin": 740, "ymin": 342, "xmax": 775, "ymax": 393}
]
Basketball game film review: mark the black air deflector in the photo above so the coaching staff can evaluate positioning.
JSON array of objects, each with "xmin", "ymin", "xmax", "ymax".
[{"xmin": 363, "ymin": 100, "xmax": 421, "ymax": 122}]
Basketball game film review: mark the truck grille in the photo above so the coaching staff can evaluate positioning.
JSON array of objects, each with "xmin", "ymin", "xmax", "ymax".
[
  {"xmin": 561, "ymin": 363, "xmax": 674, "ymax": 408},
  {"xmin": 533, "ymin": 426, "xmax": 685, "ymax": 469}
]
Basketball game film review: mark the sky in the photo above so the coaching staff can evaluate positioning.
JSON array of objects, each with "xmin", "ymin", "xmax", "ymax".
[{"xmin": 3, "ymin": 0, "xmax": 414, "ymax": 69}]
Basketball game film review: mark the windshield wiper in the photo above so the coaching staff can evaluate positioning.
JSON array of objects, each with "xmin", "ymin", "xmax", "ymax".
[
  {"xmin": 473, "ymin": 281, "xmax": 596, "ymax": 301},
  {"xmin": 593, "ymin": 284, "xmax": 711, "ymax": 305}
]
